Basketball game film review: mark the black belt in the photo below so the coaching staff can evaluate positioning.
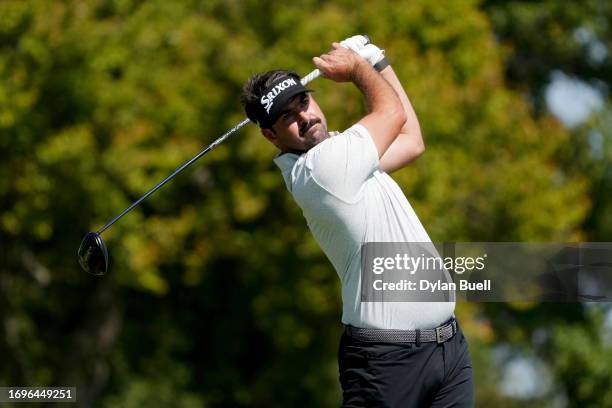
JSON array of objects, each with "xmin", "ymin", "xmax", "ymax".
[{"xmin": 344, "ymin": 317, "xmax": 457, "ymax": 344}]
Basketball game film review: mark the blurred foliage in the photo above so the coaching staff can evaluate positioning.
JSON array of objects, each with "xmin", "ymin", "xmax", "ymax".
[
  {"xmin": 482, "ymin": 0, "xmax": 612, "ymax": 112},
  {"xmin": 0, "ymin": 0, "xmax": 610, "ymax": 407},
  {"xmin": 482, "ymin": 0, "xmax": 612, "ymax": 243}
]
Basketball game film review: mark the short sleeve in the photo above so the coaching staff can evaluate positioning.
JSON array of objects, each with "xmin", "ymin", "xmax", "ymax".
[{"xmin": 306, "ymin": 124, "xmax": 379, "ymax": 202}]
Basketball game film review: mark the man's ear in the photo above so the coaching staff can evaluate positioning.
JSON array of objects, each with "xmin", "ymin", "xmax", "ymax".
[{"xmin": 261, "ymin": 128, "xmax": 280, "ymax": 148}]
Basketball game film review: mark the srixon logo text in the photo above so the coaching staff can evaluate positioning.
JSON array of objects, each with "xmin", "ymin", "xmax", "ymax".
[{"xmin": 260, "ymin": 78, "xmax": 297, "ymax": 113}]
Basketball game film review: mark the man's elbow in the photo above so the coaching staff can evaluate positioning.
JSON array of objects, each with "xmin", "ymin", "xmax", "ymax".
[
  {"xmin": 405, "ymin": 129, "xmax": 425, "ymax": 163},
  {"xmin": 386, "ymin": 106, "xmax": 407, "ymax": 134},
  {"xmin": 413, "ymin": 134, "xmax": 425, "ymax": 157}
]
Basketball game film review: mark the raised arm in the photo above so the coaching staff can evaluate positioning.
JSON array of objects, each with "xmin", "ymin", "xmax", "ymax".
[
  {"xmin": 337, "ymin": 36, "xmax": 424, "ymax": 173},
  {"xmin": 313, "ymin": 43, "xmax": 406, "ymax": 158}
]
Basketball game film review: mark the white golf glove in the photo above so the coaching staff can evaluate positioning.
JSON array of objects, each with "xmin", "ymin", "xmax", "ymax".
[
  {"xmin": 340, "ymin": 35, "xmax": 369, "ymax": 52},
  {"xmin": 340, "ymin": 35, "xmax": 389, "ymax": 71}
]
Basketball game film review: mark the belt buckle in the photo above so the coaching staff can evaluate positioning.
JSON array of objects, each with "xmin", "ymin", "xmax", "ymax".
[{"xmin": 435, "ymin": 326, "xmax": 444, "ymax": 343}]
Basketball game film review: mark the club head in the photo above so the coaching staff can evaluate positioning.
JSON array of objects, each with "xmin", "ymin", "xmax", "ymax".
[{"xmin": 78, "ymin": 232, "xmax": 109, "ymax": 275}]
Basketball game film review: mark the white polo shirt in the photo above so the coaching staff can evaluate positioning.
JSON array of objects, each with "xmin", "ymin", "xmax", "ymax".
[{"xmin": 273, "ymin": 124, "xmax": 455, "ymax": 330}]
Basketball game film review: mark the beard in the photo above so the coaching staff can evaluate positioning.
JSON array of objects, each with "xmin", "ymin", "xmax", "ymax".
[{"xmin": 299, "ymin": 118, "xmax": 328, "ymax": 151}]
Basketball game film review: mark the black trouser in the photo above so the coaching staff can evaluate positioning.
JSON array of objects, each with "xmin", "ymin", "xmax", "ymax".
[{"xmin": 338, "ymin": 320, "xmax": 474, "ymax": 407}]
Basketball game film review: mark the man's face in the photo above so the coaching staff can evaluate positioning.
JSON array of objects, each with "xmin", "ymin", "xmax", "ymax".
[{"xmin": 261, "ymin": 93, "xmax": 328, "ymax": 153}]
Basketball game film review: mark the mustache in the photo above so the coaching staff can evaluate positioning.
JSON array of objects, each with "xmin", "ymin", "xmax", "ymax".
[{"xmin": 299, "ymin": 118, "xmax": 321, "ymax": 137}]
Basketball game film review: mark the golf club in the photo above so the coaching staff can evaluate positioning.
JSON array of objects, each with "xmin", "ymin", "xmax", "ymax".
[{"xmin": 77, "ymin": 68, "xmax": 325, "ymax": 275}]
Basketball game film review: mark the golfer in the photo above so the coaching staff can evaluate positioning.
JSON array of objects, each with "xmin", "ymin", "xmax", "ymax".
[{"xmin": 241, "ymin": 37, "xmax": 474, "ymax": 407}]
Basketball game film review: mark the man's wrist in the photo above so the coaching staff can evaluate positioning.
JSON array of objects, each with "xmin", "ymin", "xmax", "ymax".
[
  {"xmin": 350, "ymin": 58, "xmax": 374, "ymax": 83},
  {"xmin": 374, "ymin": 57, "xmax": 390, "ymax": 72}
]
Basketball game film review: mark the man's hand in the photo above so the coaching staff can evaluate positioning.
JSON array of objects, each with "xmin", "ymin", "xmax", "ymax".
[
  {"xmin": 340, "ymin": 35, "xmax": 369, "ymax": 52},
  {"xmin": 312, "ymin": 43, "xmax": 369, "ymax": 82},
  {"xmin": 340, "ymin": 35, "xmax": 386, "ymax": 68}
]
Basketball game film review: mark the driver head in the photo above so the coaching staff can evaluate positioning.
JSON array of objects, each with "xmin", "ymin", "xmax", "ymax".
[{"xmin": 78, "ymin": 232, "xmax": 109, "ymax": 275}]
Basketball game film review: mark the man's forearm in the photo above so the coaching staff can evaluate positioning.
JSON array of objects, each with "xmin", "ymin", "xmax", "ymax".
[
  {"xmin": 380, "ymin": 66, "xmax": 421, "ymax": 140},
  {"xmin": 378, "ymin": 65, "xmax": 425, "ymax": 173},
  {"xmin": 352, "ymin": 60, "xmax": 403, "ymax": 118}
]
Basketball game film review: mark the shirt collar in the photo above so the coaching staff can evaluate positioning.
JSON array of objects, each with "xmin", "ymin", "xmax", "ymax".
[{"xmin": 271, "ymin": 132, "xmax": 338, "ymax": 192}]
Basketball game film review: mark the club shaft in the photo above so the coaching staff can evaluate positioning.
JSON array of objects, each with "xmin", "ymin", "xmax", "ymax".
[
  {"xmin": 97, "ymin": 118, "xmax": 250, "ymax": 234},
  {"xmin": 96, "ymin": 69, "xmax": 321, "ymax": 235}
]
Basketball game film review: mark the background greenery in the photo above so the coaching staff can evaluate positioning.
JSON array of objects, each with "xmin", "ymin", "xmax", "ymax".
[{"xmin": 1, "ymin": 0, "xmax": 611, "ymax": 406}]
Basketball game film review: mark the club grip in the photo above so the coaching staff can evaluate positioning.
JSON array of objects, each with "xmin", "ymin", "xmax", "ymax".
[
  {"xmin": 301, "ymin": 35, "xmax": 372, "ymax": 86},
  {"xmin": 301, "ymin": 68, "xmax": 320, "ymax": 85}
]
